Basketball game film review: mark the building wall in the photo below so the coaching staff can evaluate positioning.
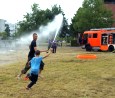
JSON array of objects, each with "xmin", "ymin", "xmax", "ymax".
[
  {"xmin": 105, "ymin": 4, "xmax": 115, "ymax": 18},
  {"xmin": 0, "ymin": 19, "xmax": 6, "ymax": 32},
  {"xmin": 8, "ymin": 23, "xmax": 16, "ymax": 35},
  {"xmin": 0, "ymin": 20, "xmax": 16, "ymax": 35},
  {"xmin": 104, "ymin": 1, "xmax": 115, "ymax": 27}
]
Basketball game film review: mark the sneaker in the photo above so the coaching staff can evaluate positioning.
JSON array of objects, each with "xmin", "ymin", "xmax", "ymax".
[
  {"xmin": 24, "ymin": 76, "xmax": 29, "ymax": 81},
  {"xmin": 26, "ymin": 87, "xmax": 30, "ymax": 90},
  {"xmin": 17, "ymin": 75, "xmax": 21, "ymax": 80}
]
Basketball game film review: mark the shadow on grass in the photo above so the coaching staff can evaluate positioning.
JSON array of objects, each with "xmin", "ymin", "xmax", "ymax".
[
  {"xmin": 103, "ymin": 77, "xmax": 115, "ymax": 82},
  {"xmin": 60, "ymin": 59, "xmax": 89, "ymax": 63}
]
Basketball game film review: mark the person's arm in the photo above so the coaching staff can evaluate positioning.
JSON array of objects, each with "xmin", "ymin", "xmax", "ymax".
[
  {"xmin": 40, "ymin": 50, "xmax": 48, "ymax": 52},
  {"xmin": 27, "ymin": 61, "xmax": 31, "ymax": 67},
  {"xmin": 33, "ymin": 44, "xmax": 47, "ymax": 52},
  {"xmin": 34, "ymin": 46, "xmax": 37, "ymax": 51},
  {"xmin": 33, "ymin": 41, "xmax": 48, "ymax": 52},
  {"xmin": 43, "ymin": 49, "xmax": 52, "ymax": 59}
]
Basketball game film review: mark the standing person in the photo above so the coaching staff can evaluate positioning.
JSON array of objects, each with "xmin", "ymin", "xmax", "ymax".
[
  {"xmin": 17, "ymin": 33, "xmax": 47, "ymax": 79},
  {"xmin": 47, "ymin": 39, "xmax": 52, "ymax": 51},
  {"xmin": 52, "ymin": 40, "xmax": 57, "ymax": 53},
  {"xmin": 26, "ymin": 50, "xmax": 51, "ymax": 90},
  {"xmin": 60, "ymin": 41, "xmax": 62, "ymax": 47},
  {"xmin": 79, "ymin": 37, "xmax": 82, "ymax": 45}
]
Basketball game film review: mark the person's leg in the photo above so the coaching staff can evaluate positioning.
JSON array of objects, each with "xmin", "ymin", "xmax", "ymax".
[
  {"xmin": 54, "ymin": 46, "xmax": 56, "ymax": 53},
  {"xmin": 26, "ymin": 73, "xmax": 38, "ymax": 89},
  {"xmin": 52, "ymin": 47, "xmax": 55, "ymax": 53},
  {"xmin": 24, "ymin": 73, "xmax": 30, "ymax": 80},
  {"xmin": 17, "ymin": 57, "xmax": 31, "ymax": 79},
  {"xmin": 39, "ymin": 61, "xmax": 44, "ymax": 78},
  {"xmin": 56, "ymin": 47, "xmax": 57, "ymax": 51},
  {"xmin": 48, "ymin": 44, "xmax": 51, "ymax": 50},
  {"xmin": 18, "ymin": 63, "xmax": 30, "ymax": 77}
]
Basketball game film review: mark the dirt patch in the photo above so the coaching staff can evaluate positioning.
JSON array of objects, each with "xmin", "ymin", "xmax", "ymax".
[
  {"xmin": 0, "ymin": 45, "xmax": 50, "ymax": 66},
  {"xmin": 0, "ymin": 47, "xmax": 28, "ymax": 66}
]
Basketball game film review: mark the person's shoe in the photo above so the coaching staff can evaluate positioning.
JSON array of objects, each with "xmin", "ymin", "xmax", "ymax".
[
  {"xmin": 24, "ymin": 77, "xmax": 29, "ymax": 80},
  {"xmin": 26, "ymin": 87, "xmax": 30, "ymax": 90},
  {"xmin": 24, "ymin": 74, "xmax": 29, "ymax": 80},
  {"xmin": 17, "ymin": 75, "xmax": 21, "ymax": 80}
]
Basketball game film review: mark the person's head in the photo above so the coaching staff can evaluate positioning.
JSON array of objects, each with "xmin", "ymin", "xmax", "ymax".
[
  {"xmin": 35, "ymin": 50, "xmax": 40, "ymax": 56},
  {"xmin": 33, "ymin": 33, "xmax": 38, "ymax": 41}
]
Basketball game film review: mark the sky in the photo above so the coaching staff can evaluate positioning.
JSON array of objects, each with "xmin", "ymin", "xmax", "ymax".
[{"xmin": 0, "ymin": 0, "xmax": 84, "ymax": 24}]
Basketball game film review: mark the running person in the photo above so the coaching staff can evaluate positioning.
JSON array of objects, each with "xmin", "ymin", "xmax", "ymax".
[
  {"xmin": 26, "ymin": 50, "xmax": 51, "ymax": 90},
  {"xmin": 17, "ymin": 33, "xmax": 47, "ymax": 79}
]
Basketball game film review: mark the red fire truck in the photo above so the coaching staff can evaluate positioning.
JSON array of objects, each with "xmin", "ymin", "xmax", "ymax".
[{"xmin": 82, "ymin": 28, "xmax": 115, "ymax": 52}]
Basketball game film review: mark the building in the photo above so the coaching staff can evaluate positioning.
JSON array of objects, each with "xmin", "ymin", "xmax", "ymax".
[
  {"xmin": 104, "ymin": 0, "xmax": 115, "ymax": 26},
  {"xmin": 8, "ymin": 23, "xmax": 16, "ymax": 35},
  {"xmin": 0, "ymin": 19, "xmax": 16, "ymax": 36},
  {"xmin": 0, "ymin": 19, "xmax": 6, "ymax": 32}
]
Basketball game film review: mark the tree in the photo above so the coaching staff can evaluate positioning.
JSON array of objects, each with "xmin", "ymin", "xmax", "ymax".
[
  {"xmin": 17, "ymin": 4, "xmax": 67, "ymax": 35},
  {"xmin": 71, "ymin": 0, "xmax": 114, "ymax": 35},
  {"xmin": 59, "ymin": 17, "xmax": 69, "ymax": 38},
  {"xmin": 17, "ymin": 3, "xmax": 69, "ymax": 39},
  {"xmin": 0, "ymin": 32, "xmax": 7, "ymax": 40},
  {"xmin": 5, "ymin": 24, "xmax": 10, "ymax": 37},
  {"xmin": 51, "ymin": 5, "xmax": 69, "ymax": 38}
]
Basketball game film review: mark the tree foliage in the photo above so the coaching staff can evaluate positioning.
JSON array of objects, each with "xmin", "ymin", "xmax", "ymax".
[
  {"xmin": 17, "ymin": 3, "xmax": 68, "ymax": 38},
  {"xmin": 70, "ymin": 0, "xmax": 114, "ymax": 35}
]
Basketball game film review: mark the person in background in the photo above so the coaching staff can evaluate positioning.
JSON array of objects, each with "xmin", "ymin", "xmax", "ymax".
[
  {"xmin": 47, "ymin": 39, "xmax": 52, "ymax": 51},
  {"xmin": 51, "ymin": 40, "xmax": 57, "ymax": 53}
]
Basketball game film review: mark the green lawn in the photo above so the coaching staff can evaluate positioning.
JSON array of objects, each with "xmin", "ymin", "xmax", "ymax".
[{"xmin": 0, "ymin": 47, "xmax": 115, "ymax": 98}]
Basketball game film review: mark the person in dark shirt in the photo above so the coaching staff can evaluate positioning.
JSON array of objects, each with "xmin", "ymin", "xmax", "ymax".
[
  {"xmin": 17, "ymin": 33, "xmax": 47, "ymax": 79},
  {"xmin": 47, "ymin": 39, "xmax": 52, "ymax": 51}
]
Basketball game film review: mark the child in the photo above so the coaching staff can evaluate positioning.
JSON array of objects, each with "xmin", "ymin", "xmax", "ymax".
[{"xmin": 26, "ymin": 49, "xmax": 51, "ymax": 90}]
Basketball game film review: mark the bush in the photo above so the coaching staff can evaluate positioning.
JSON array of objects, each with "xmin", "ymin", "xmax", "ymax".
[{"xmin": 71, "ymin": 40, "xmax": 79, "ymax": 46}]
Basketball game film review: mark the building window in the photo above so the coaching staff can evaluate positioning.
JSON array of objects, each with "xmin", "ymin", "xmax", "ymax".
[{"xmin": 104, "ymin": 0, "xmax": 115, "ymax": 4}]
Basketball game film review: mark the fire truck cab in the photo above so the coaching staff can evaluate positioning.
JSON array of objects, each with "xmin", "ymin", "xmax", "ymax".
[{"xmin": 82, "ymin": 28, "xmax": 115, "ymax": 52}]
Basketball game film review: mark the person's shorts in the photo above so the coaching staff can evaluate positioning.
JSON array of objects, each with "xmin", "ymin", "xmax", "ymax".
[
  {"xmin": 21, "ymin": 65, "xmax": 30, "ymax": 74},
  {"xmin": 29, "ymin": 73, "xmax": 38, "ymax": 83},
  {"xmin": 21, "ymin": 56, "xmax": 33, "ymax": 74},
  {"xmin": 40, "ymin": 61, "xmax": 45, "ymax": 70}
]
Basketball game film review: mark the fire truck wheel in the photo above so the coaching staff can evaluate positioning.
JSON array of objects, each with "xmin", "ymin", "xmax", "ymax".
[{"xmin": 108, "ymin": 45, "xmax": 114, "ymax": 52}]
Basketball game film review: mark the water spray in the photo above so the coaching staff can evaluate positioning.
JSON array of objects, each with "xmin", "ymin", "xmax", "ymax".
[
  {"xmin": 0, "ymin": 13, "xmax": 63, "ymax": 54},
  {"xmin": 52, "ymin": 14, "xmax": 63, "ymax": 42}
]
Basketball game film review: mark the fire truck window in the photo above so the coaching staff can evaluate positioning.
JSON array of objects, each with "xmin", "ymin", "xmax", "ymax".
[
  {"xmin": 104, "ymin": 0, "xmax": 115, "ymax": 4},
  {"xmin": 88, "ymin": 34, "xmax": 92, "ymax": 38},
  {"xmin": 113, "ymin": 34, "xmax": 115, "ymax": 44},
  {"xmin": 102, "ymin": 37, "xmax": 107, "ymax": 45},
  {"xmin": 93, "ymin": 33, "xmax": 97, "ymax": 38}
]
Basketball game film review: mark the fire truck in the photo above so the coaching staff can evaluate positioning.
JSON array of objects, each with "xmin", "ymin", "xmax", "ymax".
[{"xmin": 82, "ymin": 28, "xmax": 115, "ymax": 52}]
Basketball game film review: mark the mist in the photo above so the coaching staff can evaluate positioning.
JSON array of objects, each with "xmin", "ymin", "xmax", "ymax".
[
  {"xmin": 0, "ymin": 13, "xmax": 63, "ymax": 53},
  {"xmin": 19, "ymin": 13, "xmax": 63, "ymax": 44}
]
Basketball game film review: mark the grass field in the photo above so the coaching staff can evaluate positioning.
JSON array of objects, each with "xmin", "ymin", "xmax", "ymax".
[{"xmin": 0, "ymin": 47, "xmax": 115, "ymax": 98}]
